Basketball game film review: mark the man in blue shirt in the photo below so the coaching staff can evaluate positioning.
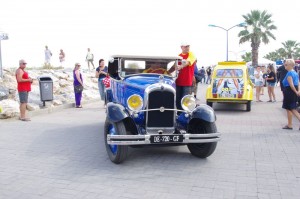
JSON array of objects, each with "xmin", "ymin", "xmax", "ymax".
[{"xmin": 193, "ymin": 61, "xmax": 200, "ymax": 98}]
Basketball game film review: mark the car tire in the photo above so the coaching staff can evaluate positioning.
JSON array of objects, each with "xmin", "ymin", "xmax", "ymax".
[
  {"xmin": 246, "ymin": 101, "xmax": 251, "ymax": 112},
  {"xmin": 206, "ymin": 101, "xmax": 213, "ymax": 107},
  {"xmin": 104, "ymin": 119, "xmax": 128, "ymax": 164},
  {"xmin": 187, "ymin": 120, "xmax": 217, "ymax": 158}
]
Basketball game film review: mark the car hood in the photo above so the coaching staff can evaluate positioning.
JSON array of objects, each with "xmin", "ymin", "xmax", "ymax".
[{"xmin": 124, "ymin": 74, "xmax": 175, "ymax": 89}]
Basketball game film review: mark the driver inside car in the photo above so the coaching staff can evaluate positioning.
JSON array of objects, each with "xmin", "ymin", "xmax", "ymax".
[{"xmin": 143, "ymin": 62, "xmax": 169, "ymax": 74}]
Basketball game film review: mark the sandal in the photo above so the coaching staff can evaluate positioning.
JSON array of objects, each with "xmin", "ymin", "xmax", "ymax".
[
  {"xmin": 282, "ymin": 125, "xmax": 293, "ymax": 130},
  {"xmin": 19, "ymin": 117, "xmax": 31, "ymax": 121}
]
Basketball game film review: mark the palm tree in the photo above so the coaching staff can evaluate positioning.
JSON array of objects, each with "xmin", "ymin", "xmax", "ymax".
[
  {"xmin": 241, "ymin": 52, "xmax": 252, "ymax": 62},
  {"xmin": 281, "ymin": 40, "xmax": 300, "ymax": 59},
  {"xmin": 238, "ymin": 10, "xmax": 277, "ymax": 67},
  {"xmin": 275, "ymin": 48, "xmax": 286, "ymax": 59},
  {"xmin": 264, "ymin": 52, "xmax": 279, "ymax": 61}
]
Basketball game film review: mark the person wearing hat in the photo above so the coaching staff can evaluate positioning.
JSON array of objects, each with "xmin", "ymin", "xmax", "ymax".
[
  {"xmin": 15, "ymin": 59, "xmax": 33, "ymax": 121},
  {"xmin": 169, "ymin": 42, "xmax": 197, "ymax": 110},
  {"xmin": 73, "ymin": 63, "xmax": 84, "ymax": 108}
]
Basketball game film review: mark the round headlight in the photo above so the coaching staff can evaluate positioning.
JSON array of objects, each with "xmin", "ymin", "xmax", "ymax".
[
  {"xmin": 181, "ymin": 95, "xmax": 196, "ymax": 111},
  {"xmin": 127, "ymin": 94, "xmax": 143, "ymax": 111}
]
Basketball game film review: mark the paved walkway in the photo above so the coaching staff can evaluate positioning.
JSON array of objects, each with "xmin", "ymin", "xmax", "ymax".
[{"xmin": 0, "ymin": 84, "xmax": 300, "ymax": 199}]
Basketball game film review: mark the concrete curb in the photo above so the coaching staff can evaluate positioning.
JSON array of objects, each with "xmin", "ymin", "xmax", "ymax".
[
  {"xmin": 0, "ymin": 98, "xmax": 101, "ymax": 121},
  {"xmin": 28, "ymin": 99, "xmax": 100, "ymax": 117}
]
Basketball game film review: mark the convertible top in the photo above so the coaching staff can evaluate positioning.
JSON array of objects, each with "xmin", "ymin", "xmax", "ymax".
[{"xmin": 111, "ymin": 55, "xmax": 182, "ymax": 60}]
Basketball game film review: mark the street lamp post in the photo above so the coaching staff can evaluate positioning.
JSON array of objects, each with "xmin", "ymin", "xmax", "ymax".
[
  {"xmin": 0, "ymin": 32, "xmax": 9, "ymax": 78},
  {"xmin": 229, "ymin": 50, "xmax": 246, "ymax": 61},
  {"xmin": 208, "ymin": 22, "xmax": 246, "ymax": 61}
]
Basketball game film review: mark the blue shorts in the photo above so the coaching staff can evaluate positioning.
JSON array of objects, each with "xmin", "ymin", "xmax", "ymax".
[
  {"xmin": 268, "ymin": 82, "xmax": 276, "ymax": 87},
  {"xmin": 255, "ymin": 81, "xmax": 263, "ymax": 87},
  {"xmin": 19, "ymin": 92, "xmax": 29, "ymax": 103}
]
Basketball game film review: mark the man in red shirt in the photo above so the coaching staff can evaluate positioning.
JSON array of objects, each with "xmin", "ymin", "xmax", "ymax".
[
  {"xmin": 169, "ymin": 42, "xmax": 196, "ymax": 110},
  {"xmin": 15, "ymin": 59, "xmax": 33, "ymax": 121}
]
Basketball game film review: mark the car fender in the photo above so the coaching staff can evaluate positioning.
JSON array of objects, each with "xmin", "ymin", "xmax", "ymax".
[
  {"xmin": 106, "ymin": 102, "xmax": 130, "ymax": 123},
  {"xmin": 246, "ymin": 84, "xmax": 253, "ymax": 101},
  {"xmin": 191, "ymin": 105, "xmax": 216, "ymax": 123},
  {"xmin": 106, "ymin": 88, "xmax": 113, "ymax": 103}
]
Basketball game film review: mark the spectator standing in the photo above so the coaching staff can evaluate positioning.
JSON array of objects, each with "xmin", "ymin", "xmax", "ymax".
[
  {"xmin": 15, "ymin": 59, "xmax": 33, "ymax": 121},
  {"xmin": 277, "ymin": 63, "xmax": 288, "ymax": 99},
  {"xmin": 168, "ymin": 42, "xmax": 196, "ymax": 110},
  {"xmin": 44, "ymin": 45, "xmax": 52, "ymax": 68},
  {"xmin": 266, "ymin": 64, "xmax": 277, "ymax": 102},
  {"xmin": 73, "ymin": 63, "xmax": 83, "ymax": 108},
  {"xmin": 199, "ymin": 66, "xmax": 206, "ymax": 83},
  {"xmin": 86, "ymin": 48, "xmax": 95, "ymax": 71},
  {"xmin": 254, "ymin": 66, "xmax": 264, "ymax": 102},
  {"xmin": 95, "ymin": 59, "xmax": 108, "ymax": 105},
  {"xmin": 261, "ymin": 66, "xmax": 267, "ymax": 95},
  {"xmin": 192, "ymin": 60, "xmax": 200, "ymax": 99},
  {"xmin": 206, "ymin": 66, "xmax": 212, "ymax": 84},
  {"xmin": 281, "ymin": 59, "xmax": 300, "ymax": 130},
  {"xmin": 59, "ymin": 49, "xmax": 65, "ymax": 68}
]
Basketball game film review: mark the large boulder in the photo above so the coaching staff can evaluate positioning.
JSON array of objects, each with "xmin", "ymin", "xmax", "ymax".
[
  {"xmin": 0, "ymin": 86, "xmax": 9, "ymax": 100},
  {"xmin": 0, "ymin": 68, "xmax": 100, "ymax": 120},
  {"xmin": 0, "ymin": 99, "xmax": 19, "ymax": 119}
]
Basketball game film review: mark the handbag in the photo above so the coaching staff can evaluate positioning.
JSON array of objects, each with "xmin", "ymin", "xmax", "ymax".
[
  {"xmin": 102, "ymin": 76, "xmax": 111, "ymax": 88},
  {"xmin": 74, "ymin": 84, "xmax": 83, "ymax": 93}
]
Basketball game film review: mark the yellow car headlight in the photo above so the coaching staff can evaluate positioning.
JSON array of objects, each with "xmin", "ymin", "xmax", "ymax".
[
  {"xmin": 181, "ymin": 95, "xmax": 196, "ymax": 111},
  {"xmin": 127, "ymin": 94, "xmax": 143, "ymax": 111}
]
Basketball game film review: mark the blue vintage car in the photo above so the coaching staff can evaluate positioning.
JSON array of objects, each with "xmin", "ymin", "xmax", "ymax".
[{"xmin": 104, "ymin": 55, "xmax": 221, "ymax": 163}]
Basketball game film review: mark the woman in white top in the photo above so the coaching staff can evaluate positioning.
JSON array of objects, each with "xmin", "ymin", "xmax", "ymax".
[{"xmin": 254, "ymin": 66, "xmax": 264, "ymax": 102}]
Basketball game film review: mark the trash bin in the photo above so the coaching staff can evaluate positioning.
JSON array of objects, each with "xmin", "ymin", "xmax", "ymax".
[{"xmin": 38, "ymin": 76, "xmax": 53, "ymax": 106}]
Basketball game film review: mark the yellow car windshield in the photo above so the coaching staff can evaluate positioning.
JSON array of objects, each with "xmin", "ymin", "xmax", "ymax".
[{"xmin": 216, "ymin": 69, "xmax": 243, "ymax": 78}]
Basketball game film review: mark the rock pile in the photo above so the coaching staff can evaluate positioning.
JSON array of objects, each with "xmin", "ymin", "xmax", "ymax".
[{"xmin": 0, "ymin": 68, "xmax": 100, "ymax": 119}]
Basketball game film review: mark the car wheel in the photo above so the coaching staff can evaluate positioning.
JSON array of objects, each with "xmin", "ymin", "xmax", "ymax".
[
  {"xmin": 187, "ymin": 120, "xmax": 217, "ymax": 158},
  {"xmin": 104, "ymin": 119, "xmax": 128, "ymax": 164},
  {"xmin": 246, "ymin": 101, "xmax": 251, "ymax": 112},
  {"xmin": 206, "ymin": 101, "xmax": 213, "ymax": 107}
]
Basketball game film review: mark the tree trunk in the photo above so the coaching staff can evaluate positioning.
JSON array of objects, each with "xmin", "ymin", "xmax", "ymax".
[{"xmin": 251, "ymin": 41, "xmax": 260, "ymax": 67}]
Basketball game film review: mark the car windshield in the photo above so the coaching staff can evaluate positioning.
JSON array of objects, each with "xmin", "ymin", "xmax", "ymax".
[
  {"xmin": 216, "ymin": 69, "xmax": 243, "ymax": 78},
  {"xmin": 120, "ymin": 59, "xmax": 176, "ymax": 77}
]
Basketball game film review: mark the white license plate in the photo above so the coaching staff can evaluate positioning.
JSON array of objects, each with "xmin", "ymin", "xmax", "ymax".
[
  {"xmin": 220, "ymin": 93, "xmax": 234, "ymax": 98},
  {"xmin": 150, "ymin": 135, "xmax": 183, "ymax": 143}
]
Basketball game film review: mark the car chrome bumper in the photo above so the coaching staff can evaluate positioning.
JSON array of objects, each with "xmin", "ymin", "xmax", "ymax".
[{"xmin": 107, "ymin": 133, "xmax": 221, "ymax": 145}]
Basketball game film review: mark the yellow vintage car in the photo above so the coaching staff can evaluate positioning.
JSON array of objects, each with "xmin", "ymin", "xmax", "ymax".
[{"xmin": 206, "ymin": 61, "xmax": 254, "ymax": 111}]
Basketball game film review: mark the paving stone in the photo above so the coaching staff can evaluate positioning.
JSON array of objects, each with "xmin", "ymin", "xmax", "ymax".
[{"xmin": 1, "ymin": 85, "xmax": 300, "ymax": 198}]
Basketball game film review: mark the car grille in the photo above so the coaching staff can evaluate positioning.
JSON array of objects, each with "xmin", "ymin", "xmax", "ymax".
[{"xmin": 146, "ymin": 90, "xmax": 175, "ymax": 128}]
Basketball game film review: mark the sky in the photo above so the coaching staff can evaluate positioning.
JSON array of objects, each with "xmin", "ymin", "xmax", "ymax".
[{"xmin": 0, "ymin": 0, "xmax": 299, "ymax": 69}]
